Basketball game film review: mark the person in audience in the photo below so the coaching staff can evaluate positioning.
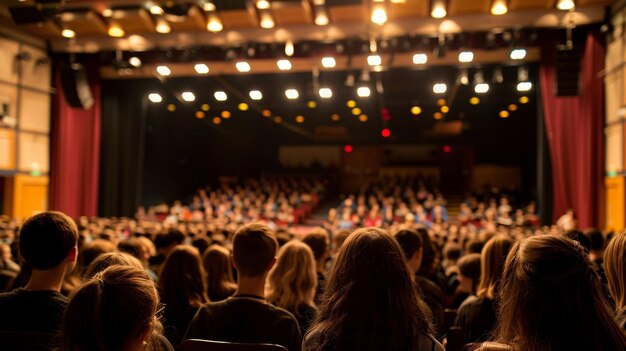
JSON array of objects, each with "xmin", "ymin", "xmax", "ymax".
[
  {"xmin": 305, "ymin": 227, "xmax": 443, "ymax": 351},
  {"xmin": 184, "ymin": 223, "xmax": 301, "ymax": 351},
  {"xmin": 302, "ymin": 228, "xmax": 330, "ymax": 304},
  {"xmin": 452, "ymin": 253, "xmax": 481, "ymax": 308},
  {"xmin": 480, "ymin": 235, "xmax": 626, "ymax": 351},
  {"xmin": 61, "ymin": 265, "xmax": 174, "ymax": 351},
  {"xmin": 394, "ymin": 228, "xmax": 444, "ymax": 337},
  {"xmin": 158, "ymin": 245, "xmax": 209, "ymax": 345},
  {"xmin": 455, "ymin": 235, "xmax": 513, "ymax": 344},
  {"xmin": 268, "ymin": 240, "xmax": 318, "ymax": 335},
  {"xmin": 0, "ymin": 211, "xmax": 78, "ymax": 349},
  {"xmin": 84, "ymin": 251, "xmax": 144, "ymax": 278},
  {"xmin": 604, "ymin": 231, "xmax": 626, "ymax": 330},
  {"xmin": 202, "ymin": 244, "xmax": 237, "ymax": 301},
  {"xmin": 563, "ymin": 229, "xmax": 591, "ymax": 251},
  {"xmin": 585, "ymin": 228, "xmax": 610, "ymax": 297},
  {"xmin": 77, "ymin": 239, "xmax": 117, "ymax": 276}
]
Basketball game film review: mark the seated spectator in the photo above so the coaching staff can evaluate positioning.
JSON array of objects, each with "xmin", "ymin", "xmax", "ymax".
[
  {"xmin": 604, "ymin": 231, "xmax": 626, "ymax": 330},
  {"xmin": 585, "ymin": 228, "xmax": 611, "ymax": 300},
  {"xmin": 455, "ymin": 235, "xmax": 513, "ymax": 344},
  {"xmin": 83, "ymin": 251, "xmax": 144, "ymax": 278},
  {"xmin": 394, "ymin": 229, "xmax": 444, "ymax": 337},
  {"xmin": 268, "ymin": 240, "xmax": 318, "ymax": 335},
  {"xmin": 302, "ymin": 228, "xmax": 330, "ymax": 304},
  {"xmin": 158, "ymin": 245, "xmax": 209, "ymax": 345},
  {"xmin": 184, "ymin": 223, "xmax": 301, "ymax": 351},
  {"xmin": 0, "ymin": 211, "xmax": 78, "ymax": 349},
  {"xmin": 61, "ymin": 265, "xmax": 173, "ymax": 351},
  {"xmin": 484, "ymin": 235, "xmax": 626, "ymax": 350},
  {"xmin": 452, "ymin": 253, "xmax": 481, "ymax": 308},
  {"xmin": 202, "ymin": 245, "xmax": 237, "ymax": 301},
  {"xmin": 77, "ymin": 239, "xmax": 116, "ymax": 276},
  {"xmin": 304, "ymin": 227, "xmax": 443, "ymax": 351}
]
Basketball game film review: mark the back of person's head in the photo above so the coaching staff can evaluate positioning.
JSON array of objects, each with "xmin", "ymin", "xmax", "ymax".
[
  {"xmin": 457, "ymin": 253, "xmax": 481, "ymax": 292},
  {"xmin": 443, "ymin": 242, "xmax": 462, "ymax": 261},
  {"xmin": 564, "ymin": 229, "xmax": 591, "ymax": 252},
  {"xmin": 232, "ymin": 223, "xmax": 277, "ymax": 278},
  {"xmin": 306, "ymin": 227, "xmax": 432, "ymax": 351},
  {"xmin": 494, "ymin": 235, "xmax": 626, "ymax": 351},
  {"xmin": 477, "ymin": 235, "xmax": 513, "ymax": 299},
  {"xmin": 62, "ymin": 265, "xmax": 163, "ymax": 351},
  {"xmin": 393, "ymin": 229, "xmax": 423, "ymax": 260},
  {"xmin": 585, "ymin": 228, "xmax": 605, "ymax": 252},
  {"xmin": 268, "ymin": 240, "xmax": 316, "ymax": 315},
  {"xmin": 19, "ymin": 211, "xmax": 78, "ymax": 270},
  {"xmin": 84, "ymin": 252, "xmax": 144, "ymax": 279},
  {"xmin": 467, "ymin": 239, "xmax": 484, "ymax": 254},
  {"xmin": 158, "ymin": 245, "xmax": 208, "ymax": 309},
  {"xmin": 415, "ymin": 228, "xmax": 438, "ymax": 277},
  {"xmin": 604, "ymin": 232, "xmax": 626, "ymax": 315},
  {"xmin": 118, "ymin": 237, "xmax": 146, "ymax": 261},
  {"xmin": 78, "ymin": 240, "xmax": 117, "ymax": 272},
  {"xmin": 202, "ymin": 245, "xmax": 236, "ymax": 300},
  {"xmin": 191, "ymin": 237, "xmax": 211, "ymax": 256},
  {"xmin": 302, "ymin": 227, "xmax": 329, "ymax": 262}
]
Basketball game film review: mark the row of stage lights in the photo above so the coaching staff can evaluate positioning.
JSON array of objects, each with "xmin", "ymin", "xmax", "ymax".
[
  {"xmin": 150, "ymin": 94, "xmax": 531, "ymax": 130},
  {"xmin": 144, "ymin": 47, "xmax": 528, "ymax": 77},
  {"xmin": 57, "ymin": 0, "xmax": 577, "ymax": 39}
]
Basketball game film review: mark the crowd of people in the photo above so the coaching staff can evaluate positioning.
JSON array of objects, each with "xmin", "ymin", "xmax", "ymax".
[{"xmin": 0, "ymin": 206, "xmax": 624, "ymax": 351}]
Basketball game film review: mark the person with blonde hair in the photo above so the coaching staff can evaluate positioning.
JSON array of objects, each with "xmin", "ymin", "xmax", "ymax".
[
  {"xmin": 482, "ymin": 235, "xmax": 626, "ymax": 351},
  {"xmin": 304, "ymin": 227, "xmax": 442, "ymax": 351},
  {"xmin": 158, "ymin": 245, "xmax": 209, "ymax": 345},
  {"xmin": 61, "ymin": 265, "xmax": 173, "ymax": 351},
  {"xmin": 455, "ymin": 235, "xmax": 513, "ymax": 344},
  {"xmin": 84, "ymin": 251, "xmax": 145, "ymax": 279},
  {"xmin": 202, "ymin": 244, "xmax": 237, "ymax": 301},
  {"xmin": 268, "ymin": 240, "xmax": 318, "ymax": 335},
  {"xmin": 604, "ymin": 231, "xmax": 626, "ymax": 330}
]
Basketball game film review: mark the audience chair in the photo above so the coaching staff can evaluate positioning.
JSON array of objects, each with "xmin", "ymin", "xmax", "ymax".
[
  {"xmin": 181, "ymin": 339, "xmax": 289, "ymax": 351},
  {"xmin": 443, "ymin": 308, "xmax": 458, "ymax": 335},
  {"xmin": 446, "ymin": 326, "xmax": 465, "ymax": 351}
]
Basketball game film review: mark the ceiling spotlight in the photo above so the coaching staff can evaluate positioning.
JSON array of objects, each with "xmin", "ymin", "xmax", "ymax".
[
  {"xmin": 249, "ymin": 90, "xmax": 263, "ymax": 100},
  {"xmin": 102, "ymin": 8, "xmax": 113, "ymax": 17},
  {"xmin": 314, "ymin": 5, "xmax": 330, "ymax": 25},
  {"xmin": 510, "ymin": 48, "xmax": 527, "ymax": 60},
  {"xmin": 155, "ymin": 17, "xmax": 171, "ymax": 34},
  {"xmin": 214, "ymin": 91, "xmax": 228, "ymax": 101},
  {"xmin": 256, "ymin": 0, "xmax": 271, "ymax": 9},
  {"xmin": 475, "ymin": 83, "xmax": 490, "ymax": 93},
  {"xmin": 148, "ymin": 93, "xmax": 162, "ymax": 103},
  {"xmin": 107, "ymin": 22, "xmax": 125, "ymax": 37},
  {"xmin": 357, "ymin": 86, "xmax": 371, "ymax": 97},
  {"xmin": 433, "ymin": 83, "xmax": 447, "ymax": 94},
  {"xmin": 285, "ymin": 41, "xmax": 294, "ymax": 57},
  {"xmin": 61, "ymin": 29, "xmax": 75, "ymax": 38},
  {"xmin": 182, "ymin": 92, "xmax": 196, "ymax": 102},
  {"xmin": 371, "ymin": 3, "xmax": 387, "ymax": 25},
  {"xmin": 236, "ymin": 61, "xmax": 251, "ymax": 73},
  {"xmin": 458, "ymin": 69, "xmax": 469, "ymax": 85},
  {"xmin": 517, "ymin": 82, "xmax": 532, "ymax": 92},
  {"xmin": 203, "ymin": 2, "xmax": 217, "ymax": 11},
  {"xmin": 319, "ymin": 88, "xmax": 333, "ymax": 99},
  {"xmin": 492, "ymin": 66, "xmax": 504, "ymax": 83},
  {"xmin": 277, "ymin": 59, "xmax": 292, "ymax": 71},
  {"xmin": 490, "ymin": 0, "xmax": 508, "ymax": 15},
  {"xmin": 194, "ymin": 63, "xmax": 209, "ymax": 74},
  {"xmin": 206, "ymin": 14, "xmax": 223, "ymax": 32},
  {"xmin": 413, "ymin": 53, "xmax": 428, "ymax": 64},
  {"xmin": 367, "ymin": 54, "xmax": 382, "ymax": 66},
  {"xmin": 431, "ymin": 0, "xmax": 447, "ymax": 18},
  {"xmin": 156, "ymin": 65, "xmax": 171, "ymax": 76},
  {"xmin": 458, "ymin": 51, "xmax": 474, "ymax": 63},
  {"xmin": 285, "ymin": 89, "xmax": 299, "ymax": 100},
  {"xmin": 149, "ymin": 4, "xmax": 164, "ymax": 15},
  {"xmin": 556, "ymin": 0, "xmax": 575, "ymax": 10},
  {"xmin": 321, "ymin": 57, "xmax": 336, "ymax": 68},
  {"xmin": 129, "ymin": 57, "xmax": 142, "ymax": 67},
  {"xmin": 259, "ymin": 12, "xmax": 275, "ymax": 29}
]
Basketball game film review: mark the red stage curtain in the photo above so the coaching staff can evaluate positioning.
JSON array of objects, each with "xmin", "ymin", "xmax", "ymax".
[
  {"xmin": 49, "ymin": 66, "xmax": 101, "ymax": 218},
  {"xmin": 540, "ymin": 31, "xmax": 604, "ymax": 228}
]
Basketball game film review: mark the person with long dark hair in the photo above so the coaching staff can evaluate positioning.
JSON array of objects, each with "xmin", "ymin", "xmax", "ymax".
[
  {"xmin": 480, "ymin": 235, "xmax": 626, "ymax": 351},
  {"xmin": 604, "ymin": 231, "xmax": 626, "ymax": 330},
  {"xmin": 304, "ymin": 227, "xmax": 443, "ymax": 351}
]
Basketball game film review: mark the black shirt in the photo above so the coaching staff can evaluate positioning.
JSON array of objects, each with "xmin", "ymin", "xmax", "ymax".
[
  {"xmin": 416, "ymin": 276, "xmax": 444, "ymax": 337},
  {"xmin": 184, "ymin": 296, "xmax": 302, "ymax": 351},
  {"xmin": 0, "ymin": 288, "xmax": 68, "ymax": 350}
]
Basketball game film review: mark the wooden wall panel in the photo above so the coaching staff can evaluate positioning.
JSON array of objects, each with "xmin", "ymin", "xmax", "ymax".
[
  {"xmin": 19, "ymin": 90, "xmax": 50, "ymax": 133},
  {"xmin": 605, "ymin": 39, "xmax": 623, "ymax": 124},
  {"xmin": 606, "ymin": 123, "xmax": 623, "ymax": 174},
  {"xmin": 605, "ymin": 176, "xmax": 625, "ymax": 231},
  {"xmin": 19, "ymin": 46, "xmax": 51, "ymax": 91},
  {"xmin": 0, "ymin": 38, "xmax": 19, "ymax": 84},
  {"xmin": 8, "ymin": 175, "xmax": 48, "ymax": 220},
  {"xmin": 18, "ymin": 132, "xmax": 49, "ymax": 173},
  {"xmin": 0, "ymin": 129, "xmax": 15, "ymax": 170}
]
